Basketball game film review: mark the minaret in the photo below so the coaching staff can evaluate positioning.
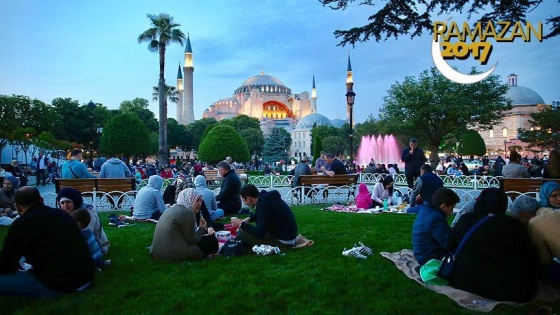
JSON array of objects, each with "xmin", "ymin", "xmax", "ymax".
[
  {"xmin": 182, "ymin": 34, "xmax": 195, "ymax": 124},
  {"xmin": 346, "ymin": 55, "xmax": 353, "ymax": 120},
  {"xmin": 176, "ymin": 63, "xmax": 184, "ymax": 124},
  {"xmin": 311, "ymin": 75, "xmax": 317, "ymax": 113}
]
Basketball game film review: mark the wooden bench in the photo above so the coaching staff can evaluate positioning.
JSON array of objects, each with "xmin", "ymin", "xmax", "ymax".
[
  {"xmin": 55, "ymin": 178, "xmax": 136, "ymax": 194},
  {"xmin": 203, "ymin": 169, "xmax": 247, "ymax": 186},
  {"xmin": 500, "ymin": 178, "xmax": 560, "ymax": 199},
  {"xmin": 299, "ymin": 174, "xmax": 358, "ymax": 187}
]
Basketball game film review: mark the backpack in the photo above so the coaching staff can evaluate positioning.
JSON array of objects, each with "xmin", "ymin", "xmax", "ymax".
[{"xmin": 219, "ymin": 239, "xmax": 246, "ymax": 256}]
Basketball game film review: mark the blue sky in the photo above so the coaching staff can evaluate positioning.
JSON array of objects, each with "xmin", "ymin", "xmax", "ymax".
[{"xmin": 1, "ymin": 0, "xmax": 558, "ymax": 124}]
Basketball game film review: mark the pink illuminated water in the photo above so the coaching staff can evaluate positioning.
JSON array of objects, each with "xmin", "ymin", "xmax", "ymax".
[{"xmin": 356, "ymin": 134, "xmax": 402, "ymax": 167}]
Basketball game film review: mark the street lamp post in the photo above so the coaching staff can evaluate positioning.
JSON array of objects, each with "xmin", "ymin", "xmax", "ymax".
[
  {"xmin": 87, "ymin": 100, "xmax": 96, "ymax": 169},
  {"xmin": 346, "ymin": 81, "xmax": 356, "ymax": 164}
]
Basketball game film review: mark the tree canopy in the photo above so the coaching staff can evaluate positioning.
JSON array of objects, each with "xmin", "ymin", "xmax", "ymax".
[
  {"xmin": 518, "ymin": 101, "xmax": 560, "ymax": 150},
  {"xmin": 380, "ymin": 67, "xmax": 510, "ymax": 165},
  {"xmin": 262, "ymin": 128, "xmax": 289, "ymax": 164},
  {"xmin": 197, "ymin": 124, "xmax": 250, "ymax": 165},
  {"xmin": 319, "ymin": 0, "xmax": 559, "ymax": 46},
  {"xmin": 460, "ymin": 130, "xmax": 486, "ymax": 158},
  {"xmin": 100, "ymin": 113, "xmax": 150, "ymax": 157}
]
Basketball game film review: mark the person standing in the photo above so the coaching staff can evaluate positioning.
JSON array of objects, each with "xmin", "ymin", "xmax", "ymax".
[
  {"xmin": 401, "ymin": 138, "xmax": 426, "ymax": 188},
  {"xmin": 62, "ymin": 150, "xmax": 96, "ymax": 179},
  {"xmin": 0, "ymin": 187, "xmax": 95, "ymax": 298},
  {"xmin": 35, "ymin": 151, "xmax": 48, "ymax": 186}
]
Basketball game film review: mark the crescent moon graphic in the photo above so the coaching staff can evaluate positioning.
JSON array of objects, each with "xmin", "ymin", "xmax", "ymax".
[{"xmin": 432, "ymin": 22, "xmax": 498, "ymax": 84}]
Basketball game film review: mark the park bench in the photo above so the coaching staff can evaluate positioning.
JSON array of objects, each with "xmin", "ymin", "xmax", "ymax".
[
  {"xmin": 499, "ymin": 177, "xmax": 560, "ymax": 199},
  {"xmin": 294, "ymin": 174, "xmax": 359, "ymax": 203},
  {"xmin": 204, "ymin": 169, "xmax": 247, "ymax": 186},
  {"xmin": 55, "ymin": 178, "xmax": 136, "ymax": 194}
]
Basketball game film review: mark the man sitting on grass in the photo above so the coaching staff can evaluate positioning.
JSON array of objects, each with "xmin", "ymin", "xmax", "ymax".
[
  {"xmin": 0, "ymin": 187, "xmax": 95, "ymax": 297},
  {"xmin": 412, "ymin": 187, "xmax": 460, "ymax": 265},
  {"xmin": 231, "ymin": 184, "xmax": 298, "ymax": 248}
]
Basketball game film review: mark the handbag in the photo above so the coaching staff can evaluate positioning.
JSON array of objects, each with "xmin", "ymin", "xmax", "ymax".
[
  {"xmin": 219, "ymin": 239, "xmax": 246, "ymax": 256},
  {"xmin": 437, "ymin": 213, "xmax": 494, "ymax": 280}
]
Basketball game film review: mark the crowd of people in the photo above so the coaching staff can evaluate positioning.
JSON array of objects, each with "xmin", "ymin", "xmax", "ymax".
[{"xmin": 0, "ymin": 142, "xmax": 559, "ymax": 303}]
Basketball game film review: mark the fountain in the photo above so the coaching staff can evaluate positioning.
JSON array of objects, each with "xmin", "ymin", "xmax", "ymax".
[{"xmin": 356, "ymin": 134, "xmax": 402, "ymax": 167}]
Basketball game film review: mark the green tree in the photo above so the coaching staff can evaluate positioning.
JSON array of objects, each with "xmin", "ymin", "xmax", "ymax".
[
  {"xmin": 239, "ymin": 128, "xmax": 265, "ymax": 157},
  {"xmin": 119, "ymin": 97, "xmax": 150, "ymax": 112},
  {"xmin": 101, "ymin": 113, "xmax": 150, "ymax": 157},
  {"xmin": 262, "ymin": 128, "xmax": 288, "ymax": 164},
  {"xmin": 152, "ymin": 84, "xmax": 179, "ymax": 104},
  {"xmin": 312, "ymin": 134, "xmax": 323, "ymax": 165},
  {"xmin": 319, "ymin": 0, "xmax": 559, "ymax": 46},
  {"xmin": 197, "ymin": 124, "xmax": 250, "ymax": 165},
  {"xmin": 322, "ymin": 136, "xmax": 346, "ymax": 156},
  {"xmin": 222, "ymin": 114, "xmax": 261, "ymax": 131},
  {"xmin": 460, "ymin": 130, "xmax": 486, "ymax": 158},
  {"xmin": 120, "ymin": 98, "xmax": 158, "ymax": 133},
  {"xmin": 518, "ymin": 101, "xmax": 560, "ymax": 150},
  {"xmin": 187, "ymin": 118, "xmax": 219, "ymax": 150},
  {"xmin": 310, "ymin": 125, "xmax": 340, "ymax": 156},
  {"xmin": 380, "ymin": 67, "xmax": 510, "ymax": 167},
  {"xmin": 167, "ymin": 118, "xmax": 191, "ymax": 149},
  {"xmin": 138, "ymin": 13, "xmax": 187, "ymax": 165}
]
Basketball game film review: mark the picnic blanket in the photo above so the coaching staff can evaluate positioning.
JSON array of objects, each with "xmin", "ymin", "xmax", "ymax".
[
  {"xmin": 322, "ymin": 204, "xmax": 409, "ymax": 214},
  {"xmin": 381, "ymin": 249, "xmax": 560, "ymax": 312}
]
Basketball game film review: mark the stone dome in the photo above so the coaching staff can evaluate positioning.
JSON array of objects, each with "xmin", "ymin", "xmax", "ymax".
[
  {"xmin": 235, "ymin": 73, "xmax": 291, "ymax": 95},
  {"xmin": 330, "ymin": 118, "xmax": 346, "ymax": 128},
  {"xmin": 505, "ymin": 86, "xmax": 545, "ymax": 106},
  {"xmin": 295, "ymin": 113, "xmax": 333, "ymax": 130}
]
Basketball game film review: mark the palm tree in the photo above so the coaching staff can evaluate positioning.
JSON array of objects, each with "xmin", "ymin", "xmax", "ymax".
[
  {"xmin": 152, "ymin": 84, "xmax": 179, "ymax": 105},
  {"xmin": 138, "ymin": 13, "xmax": 186, "ymax": 166}
]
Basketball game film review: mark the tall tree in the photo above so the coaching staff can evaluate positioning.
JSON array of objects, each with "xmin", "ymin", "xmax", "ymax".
[
  {"xmin": 262, "ymin": 128, "xmax": 289, "ymax": 164},
  {"xmin": 101, "ymin": 113, "xmax": 150, "ymax": 158},
  {"xmin": 197, "ymin": 124, "xmax": 250, "ymax": 165},
  {"xmin": 119, "ymin": 97, "xmax": 150, "ymax": 112},
  {"xmin": 187, "ymin": 118, "xmax": 219, "ymax": 150},
  {"xmin": 167, "ymin": 118, "xmax": 191, "ymax": 149},
  {"xmin": 319, "ymin": 0, "xmax": 559, "ymax": 46},
  {"xmin": 221, "ymin": 114, "xmax": 261, "ymax": 131},
  {"xmin": 518, "ymin": 101, "xmax": 560, "ymax": 150},
  {"xmin": 380, "ymin": 67, "xmax": 510, "ymax": 166},
  {"xmin": 152, "ymin": 84, "xmax": 180, "ymax": 105},
  {"xmin": 238, "ymin": 128, "xmax": 265, "ymax": 157},
  {"xmin": 460, "ymin": 130, "xmax": 487, "ymax": 158},
  {"xmin": 138, "ymin": 13, "xmax": 187, "ymax": 166}
]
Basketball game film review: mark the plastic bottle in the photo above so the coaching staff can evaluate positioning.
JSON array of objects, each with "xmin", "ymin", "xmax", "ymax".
[{"xmin": 383, "ymin": 198, "xmax": 389, "ymax": 210}]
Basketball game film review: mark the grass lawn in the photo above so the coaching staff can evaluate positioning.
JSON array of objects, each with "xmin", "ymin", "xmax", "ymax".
[{"xmin": 0, "ymin": 205, "xmax": 557, "ymax": 315}]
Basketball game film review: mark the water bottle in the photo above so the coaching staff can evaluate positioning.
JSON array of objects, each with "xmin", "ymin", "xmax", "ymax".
[{"xmin": 383, "ymin": 198, "xmax": 389, "ymax": 210}]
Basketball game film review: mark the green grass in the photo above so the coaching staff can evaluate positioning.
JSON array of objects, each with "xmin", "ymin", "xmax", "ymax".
[{"xmin": 0, "ymin": 206, "xmax": 557, "ymax": 315}]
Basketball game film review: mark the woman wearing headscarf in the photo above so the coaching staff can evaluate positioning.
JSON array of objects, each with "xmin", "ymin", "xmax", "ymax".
[
  {"xmin": 56, "ymin": 187, "xmax": 110, "ymax": 253},
  {"xmin": 150, "ymin": 188, "xmax": 219, "ymax": 262},
  {"xmin": 538, "ymin": 181, "xmax": 560, "ymax": 211},
  {"xmin": 447, "ymin": 188, "xmax": 539, "ymax": 302},
  {"xmin": 0, "ymin": 176, "xmax": 19, "ymax": 219}
]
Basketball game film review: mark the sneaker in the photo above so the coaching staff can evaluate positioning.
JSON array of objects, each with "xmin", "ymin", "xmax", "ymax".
[
  {"xmin": 104, "ymin": 260, "xmax": 111, "ymax": 266},
  {"xmin": 342, "ymin": 247, "xmax": 367, "ymax": 259},
  {"xmin": 116, "ymin": 220, "xmax": 135, "ymax": 228},
  {"xmin": 355, "ymin": 242, "xmax": 373, "ymax": 256},
  {"xmin": 108, "ymin": 214, "xmax": 118, "ymax": 226}
]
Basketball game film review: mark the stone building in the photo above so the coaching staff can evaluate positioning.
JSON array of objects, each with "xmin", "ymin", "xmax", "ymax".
[{"xmin": 478, "ymin": 73, "xmax": 549, "ymax": 156}]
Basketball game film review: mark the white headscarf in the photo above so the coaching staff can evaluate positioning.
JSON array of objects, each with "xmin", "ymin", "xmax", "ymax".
[{"xmin": 176, "ymin": 188, "xmax": 201, "ymax": 210}]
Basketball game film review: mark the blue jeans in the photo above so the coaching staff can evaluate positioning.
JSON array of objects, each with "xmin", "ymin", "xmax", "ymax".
[{"xmin": 0, "ymin": 271, "xmax": 62, "ymax": 298}]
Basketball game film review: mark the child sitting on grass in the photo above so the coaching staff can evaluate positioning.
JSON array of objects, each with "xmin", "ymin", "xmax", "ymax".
[{"xmin": 70, "ymin": 209, "xmax": 111, "ymax": 270}]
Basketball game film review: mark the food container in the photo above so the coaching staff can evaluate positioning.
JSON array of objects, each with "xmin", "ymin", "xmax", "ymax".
[{"xmin": 215, "ymin": 230, "xmax": 231, "ymax": 243}]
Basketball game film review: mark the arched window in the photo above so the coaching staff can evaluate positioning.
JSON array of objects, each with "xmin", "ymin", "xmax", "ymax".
[
  {"xmin": 489, "ymin": 129, "xmax": 494, "ymax": 138},
  {"xmin": 502, "ymin": 128, "xmax": 508, "ymax": 137}
]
